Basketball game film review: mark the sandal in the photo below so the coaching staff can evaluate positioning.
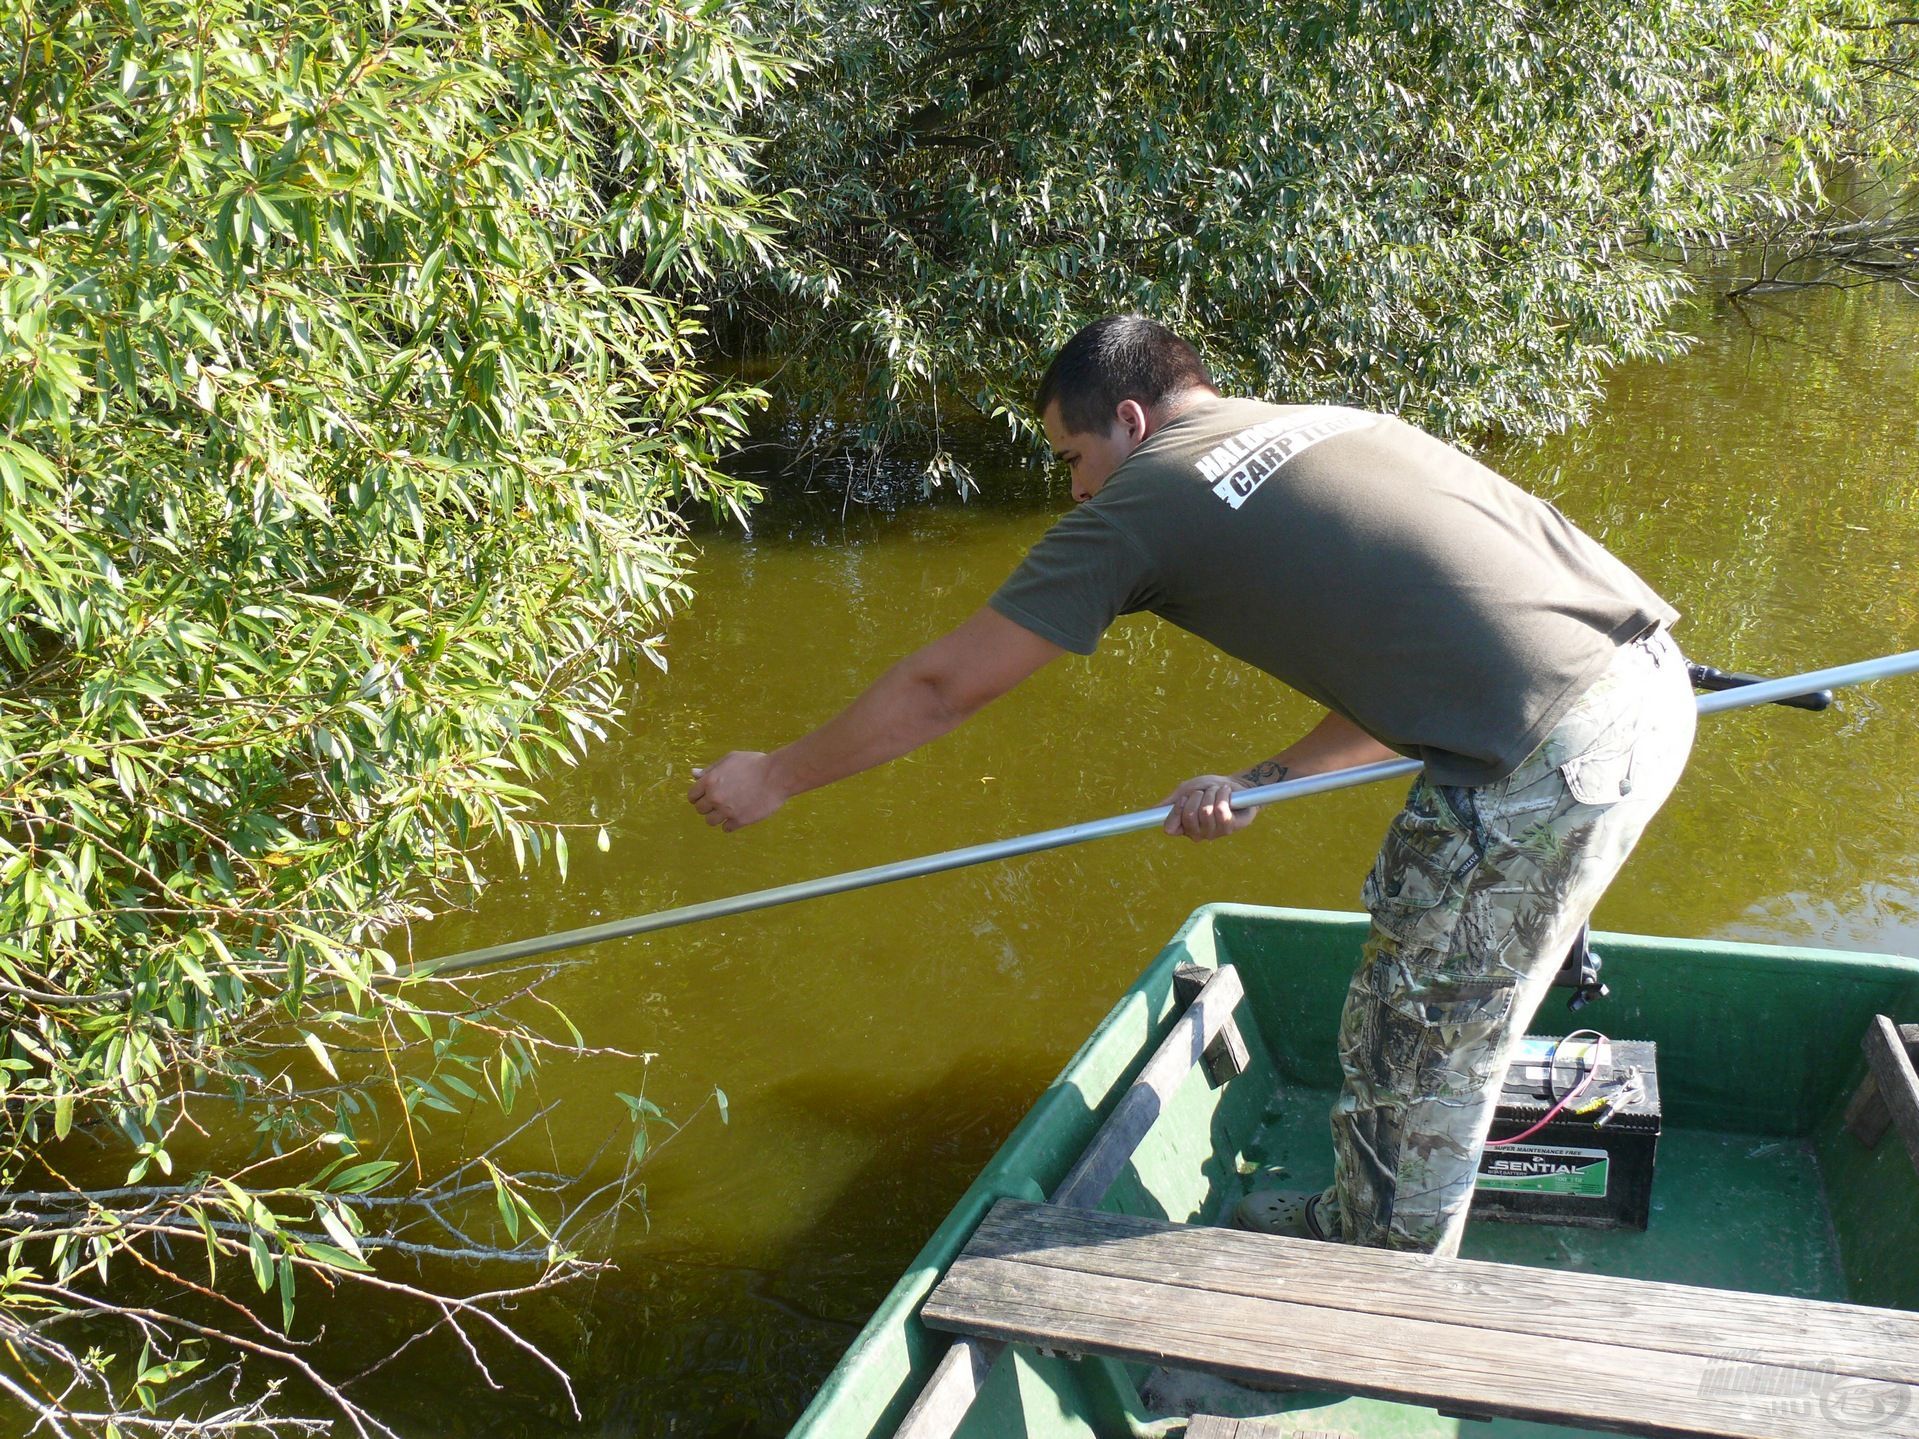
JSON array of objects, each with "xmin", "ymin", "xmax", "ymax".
[{"xmin": 1233, "ymin": 1188, "xmax": 1337, "ymax": 1242}]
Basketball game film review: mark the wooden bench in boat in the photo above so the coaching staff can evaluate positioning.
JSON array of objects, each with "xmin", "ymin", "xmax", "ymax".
[
  {"xmin": 891, "ymin": 963, "xmax": 1252, "ymax": 1439},
  {"xmin": 921, "ymin": 1197, "xmax": 1919, "ymax": 1439},
  {"xmin": 1186, "ymin": 1421, "xmax": 1361, "ymax": 1439}
]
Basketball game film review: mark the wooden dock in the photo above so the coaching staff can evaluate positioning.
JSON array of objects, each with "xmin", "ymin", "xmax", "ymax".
[{"xmin": 921, "ymin": 1198, "xmax": 1919, "ymax": 1439}]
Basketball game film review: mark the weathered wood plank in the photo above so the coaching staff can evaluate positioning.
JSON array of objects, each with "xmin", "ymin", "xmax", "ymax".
[
  {"xmin": 1187, "ymin": 1420, "xmax": 1352, "ymax": 1439},
  {"xmin": 893, "ymin": 966, "xmax": 1246, "ymax": 1439},
  {"xmin": 1174, "ymin": 964, "xmax": 1250, "ymax": 1086},
  {"xmin": 892, "ymin": 1336, "xmax": 1001, "ymax": 1439},
  {"xmin": 957, "ymin": 1200, "xmax": 1919, "ymax": 1387},
  {"xmin": 924, "ymin": 1251, "xmax": 1919, "ymax": 1439},
  {"xmin": 1864, "ymin": 1013, "xmax": 1919, "ymax": 1174},
  {"xmin": 1846, "ymin": 1070, "xmax": 1893, "ymax": 1147},
  {"xmin": 1845, "ymin": 1024, "xmax": 1919, "ymax": 1148},
  {"xmin": 1052, "ymin": 964, "xmax": 1245, "ymax": 1210}
]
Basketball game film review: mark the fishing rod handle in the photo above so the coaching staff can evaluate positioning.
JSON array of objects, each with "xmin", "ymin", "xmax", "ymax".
[{"xmin": 1688, "ymin": 662, "xmax": 1832, "ymax": 712}]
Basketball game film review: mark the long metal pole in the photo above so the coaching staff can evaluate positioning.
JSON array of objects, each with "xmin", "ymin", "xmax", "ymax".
[{"xmin": 409, "ymin": 648, "xmax": 1919, "ymax": 979}]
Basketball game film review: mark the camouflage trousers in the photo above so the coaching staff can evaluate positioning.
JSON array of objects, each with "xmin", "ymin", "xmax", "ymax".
[{"xmin": 1321, "ymin": 628, "xmax": 1695, "ymax": 1257}]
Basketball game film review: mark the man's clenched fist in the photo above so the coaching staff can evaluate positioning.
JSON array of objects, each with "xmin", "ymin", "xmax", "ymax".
[{"xmin": 687, "ymin": 751, "xmax": 788, "ymax": 832}]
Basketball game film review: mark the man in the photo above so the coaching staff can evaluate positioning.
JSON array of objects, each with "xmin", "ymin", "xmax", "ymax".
[{"xmin": 688, "ymin": 314, "xmax": 1695, "ymax": 1258}]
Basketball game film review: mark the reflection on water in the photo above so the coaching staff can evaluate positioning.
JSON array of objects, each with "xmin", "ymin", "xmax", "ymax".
[
  {"xmin": 89, "ymin": 285, "xmax": 1919, "ymax": 1437},
  {"xmin": 1720, "ymin": 874, "xmax": 1919, "ymax": 956}
]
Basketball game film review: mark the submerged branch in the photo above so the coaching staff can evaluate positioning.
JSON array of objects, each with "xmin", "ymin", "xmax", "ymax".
[{"xmin": 1726, "ymin": 210, "xmax": 1919, "ymax": 297}]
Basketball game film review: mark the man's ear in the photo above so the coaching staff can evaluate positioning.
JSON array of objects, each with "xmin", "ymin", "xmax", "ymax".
[{"xmin": 1115, "ymin": 398, "xmax": 1149, "ymax": 445}]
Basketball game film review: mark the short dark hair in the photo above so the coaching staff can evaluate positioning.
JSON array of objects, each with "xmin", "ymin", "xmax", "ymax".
[{"xmin": 1035, "ymin": 315, "xmax": 1215, "ymax": 436}]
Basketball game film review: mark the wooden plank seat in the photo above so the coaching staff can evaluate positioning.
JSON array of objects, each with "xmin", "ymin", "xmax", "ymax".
[
  {"xmin": 894, "ymin": 963, "xmax": 1251, "ymax": 1439},
  {"xmin": 921, "ymin": 1198, "xmax": 1919, "ymax": 1439},
  {"xmin": 1186, "ymin": 1420, "xmax": 1350, "ymax": 1439}
]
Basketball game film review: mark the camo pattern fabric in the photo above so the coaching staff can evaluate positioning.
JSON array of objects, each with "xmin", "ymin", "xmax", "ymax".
[{"xmin": 1320, "ymin": 628, "xmax": 1696, "ymax": 1257}]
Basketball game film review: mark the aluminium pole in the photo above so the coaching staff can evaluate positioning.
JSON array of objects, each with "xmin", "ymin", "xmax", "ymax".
[{"xmin": 407, "ymin": 647, "xmax": 1919, "ymax": 979}]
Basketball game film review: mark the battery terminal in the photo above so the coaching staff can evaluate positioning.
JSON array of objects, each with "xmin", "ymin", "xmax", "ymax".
[{"xmin": 1577, "ymin": 1065, "xmax": 1646, "ymax": 1128}]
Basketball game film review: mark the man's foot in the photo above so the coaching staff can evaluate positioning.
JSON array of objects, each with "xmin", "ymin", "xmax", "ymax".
[{"xmin": 1233, "ymin": 1188, "xmax": 1338, "ymax": 1241}]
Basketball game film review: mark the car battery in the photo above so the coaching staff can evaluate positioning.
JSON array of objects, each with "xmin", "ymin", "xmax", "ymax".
[{"xmin": 1471, "ymin": 1034, "xmax": 1662, "ymax": 1229}]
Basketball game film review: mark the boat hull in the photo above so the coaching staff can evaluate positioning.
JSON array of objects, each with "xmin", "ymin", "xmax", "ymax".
[{"xmin": 791, "ymin": 905, "xmax": 1919, "ymax": 1439}]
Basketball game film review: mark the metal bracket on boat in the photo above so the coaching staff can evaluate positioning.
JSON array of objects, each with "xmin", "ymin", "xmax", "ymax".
[
  {"xmin": 1687, "ymin": 662, "xmax": 1834, "ymax": 712},
  {"xmin": 1552, "ymin": 924, "xmax": 1610, "ymax": 1012}
]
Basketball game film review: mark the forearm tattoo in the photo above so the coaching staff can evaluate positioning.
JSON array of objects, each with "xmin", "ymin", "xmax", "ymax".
[{"xmin": 1237, "ymin": 759, "xmax": 1290, "ymax": 787}]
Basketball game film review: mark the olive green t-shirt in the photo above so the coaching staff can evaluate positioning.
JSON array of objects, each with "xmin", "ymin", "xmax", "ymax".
[{"xmin": 989, "ymin": 397, "xmax": 1677, "ymax": 786}]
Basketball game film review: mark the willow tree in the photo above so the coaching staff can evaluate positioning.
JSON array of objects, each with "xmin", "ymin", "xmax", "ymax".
[
  {"xmin": 726, "ymin": 0, "xmax": 1884, "ymax": 460},
  {"xmin": 0, "ymin": 0, "xmax": 783, "ymax": 1430},
  {"xmin": 1726, "ymin": 8, "xmax": 1919, "ymax": 295}
]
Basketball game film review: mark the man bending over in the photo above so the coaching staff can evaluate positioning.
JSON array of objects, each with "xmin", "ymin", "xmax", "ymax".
[{"xmin": 687, "ymin": 314, "xmax": 1694, "ymax": 1257}]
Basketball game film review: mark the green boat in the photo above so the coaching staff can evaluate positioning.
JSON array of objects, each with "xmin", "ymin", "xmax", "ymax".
[{"xmin": 790, "ymin": 904, "xmax": 1919, "ymax": 1439}]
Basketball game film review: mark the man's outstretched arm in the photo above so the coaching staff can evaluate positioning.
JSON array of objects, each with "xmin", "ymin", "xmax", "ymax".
[
  {"xmin": 688, "ymin": 607, "xmax": 1066, "ymax": 831},
  {"xmin": 1162, "ymin": 709, "xmax": 1401, "ymax": 841}
]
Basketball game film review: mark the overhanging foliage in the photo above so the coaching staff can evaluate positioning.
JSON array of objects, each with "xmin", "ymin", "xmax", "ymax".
[
  {"xmin": 0, "ymin": 0, "xmax": 782, "ymax": 1428},
  {"xmin": 726, "ymin": 0, "xmax": 1886, "ymax": 461}
]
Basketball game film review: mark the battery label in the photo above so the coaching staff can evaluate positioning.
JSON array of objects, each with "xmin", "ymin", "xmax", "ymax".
[{"xmin": 1477, "ymin": 1145, "xmax": 1610, "ymax": 1198}]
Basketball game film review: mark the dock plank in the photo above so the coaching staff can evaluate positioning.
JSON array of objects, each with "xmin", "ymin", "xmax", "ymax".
[{"xmin": 921, "ymin": 1201, "xmax": 1919, "ymax": 1439}]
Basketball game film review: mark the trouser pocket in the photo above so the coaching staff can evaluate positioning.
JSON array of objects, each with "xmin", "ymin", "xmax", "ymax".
[
  {"xmin": 1360, "ymin": 778, "xmax": 1478, "ymax": 954},
  {"xmin": 1558, "ymin": 716, "xmax": 1638, "ymax": 806},
  {"xmin": 1372, "ymin": 971, "xmax": 1518, "ymax": 1100}
]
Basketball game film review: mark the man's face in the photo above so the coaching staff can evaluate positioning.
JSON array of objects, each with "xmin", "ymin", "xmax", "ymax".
[{"xmin": 1042, "ymin": 399, "xmax": 1147, "ymax": 503}]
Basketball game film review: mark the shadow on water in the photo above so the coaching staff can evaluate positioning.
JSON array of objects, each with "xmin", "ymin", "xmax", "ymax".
[
  {"xmin": 711, "ymin": 414, "xmax": 1054, "ymax": 541},
  {"xmin": 317, "ymin": 1054, "xmax": 1070, "ymax": 1438},
  {"xmin": 580, "ymin": 1054, "xmax": 1062, "ymax": 1437}
]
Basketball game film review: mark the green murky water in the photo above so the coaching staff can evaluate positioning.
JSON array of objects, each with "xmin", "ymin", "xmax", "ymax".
[{"xmin": 117, "ymin": 286, "xmax": 1919, "ymax": 1434}]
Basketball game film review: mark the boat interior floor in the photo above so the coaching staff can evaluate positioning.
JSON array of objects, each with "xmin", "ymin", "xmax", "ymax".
[{"xmin": 1138, "ymin": 1087, "xmax": 1849, "ymax": 1438}]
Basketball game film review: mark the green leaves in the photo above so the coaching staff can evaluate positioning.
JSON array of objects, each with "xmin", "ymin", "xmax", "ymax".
[
  {"xmin": 483, "ymin": 1158, "xmax": 554, "ymax": 1249},
  {"xmin": 726, "ymin": 0, "xmax": 1878, "ymax": 456},
  {"xmin": 0, "ymin": 0, "xmax": 783, "ymax": 1426},
  {"xmin": 133, "ymin": 1343, "xmax": 203, "ymax": 1415},
  {"xmin": 0, "ymin": 0, "xmax": 780, "ymax": 1167},
  {"xmin": 325, "ymin": 1159, "xmax": 403, "ymax": 1194}
]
